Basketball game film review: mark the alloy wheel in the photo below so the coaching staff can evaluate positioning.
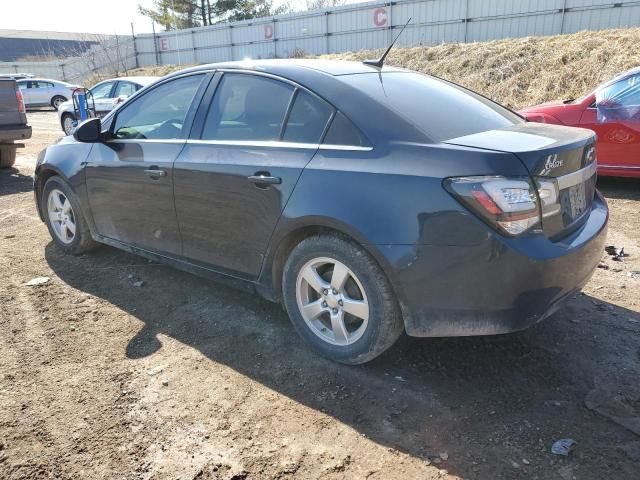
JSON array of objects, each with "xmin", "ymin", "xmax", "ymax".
[
  {"xmin": 47, "ymin": 189, "xmax": 76, "ymax": 244},
  {"xmin": 63, "ymin": 116, "xmax": 74, "ymax": 135},
  {"xmin": 296, "ymin": 257, "xmax": 370, "ymax": 346}
]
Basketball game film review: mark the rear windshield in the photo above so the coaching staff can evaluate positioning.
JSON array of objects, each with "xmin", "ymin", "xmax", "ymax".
[{"xmin": 342, "ymin": 72, "xmax": 523, "ymax": 142}]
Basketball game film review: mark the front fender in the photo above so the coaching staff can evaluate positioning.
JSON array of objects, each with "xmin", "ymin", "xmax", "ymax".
[{"xmin": 34, "ymin": 138, "xmax": 94, "ymax": 225}]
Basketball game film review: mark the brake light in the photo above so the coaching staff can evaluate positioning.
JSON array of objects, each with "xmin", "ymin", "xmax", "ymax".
[
  {"xmin": 444, "ymin": 176, "xmax": 541, "ymax": 236},
  {"xmin": 15, "ymin": 88, "xmax": 25, "ymax": 114}
]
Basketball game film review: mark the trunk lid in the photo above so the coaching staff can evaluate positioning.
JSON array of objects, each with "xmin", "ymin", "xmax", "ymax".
[{"xmin": 445, "ymin": 122, "xmax": 597, "ymax": 239}]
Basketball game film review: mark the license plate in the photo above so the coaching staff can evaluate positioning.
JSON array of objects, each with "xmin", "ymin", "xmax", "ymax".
[
  {"xmin": 559, "ymin": 181, "xmax": 588, "ymax": 226},
  {"xmin": 569, "ymin": 182, "xmax": 587, "ymax": 219}
]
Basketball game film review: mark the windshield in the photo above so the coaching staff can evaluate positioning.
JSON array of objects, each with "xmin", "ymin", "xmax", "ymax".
[
  {"xmin": 342, "ymin": 72, "xmax": 522, "ymax": 142},
  {"xmin": 577, "ymin": 68, "xmax": 640, "ymax": 103}
]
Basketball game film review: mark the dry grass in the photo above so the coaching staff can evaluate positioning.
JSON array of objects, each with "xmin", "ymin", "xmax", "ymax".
[
  {"xmin": 324, "ymin": 28, "xmax": 640, "ymax": 109},
  {"xmin": 122, "ymin": 28, "xmax": 640, "ymax": 109},
  {"xmin": 126, "ymin": 64, "xmax": 194, "ymax": 77}
]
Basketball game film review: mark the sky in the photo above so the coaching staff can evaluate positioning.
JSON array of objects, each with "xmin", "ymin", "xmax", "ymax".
[
  {"xmin": 0, "ymin": 0, "xmax": 311, "ymax": 35},
  {"xmin": 0, "ymin": 0, "xmax": 158, "ymax": 35}
]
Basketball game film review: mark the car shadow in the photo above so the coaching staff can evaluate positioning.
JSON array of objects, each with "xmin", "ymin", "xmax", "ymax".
[
  {"xmin": 0, "ymin": 167, "xmax": 33, "ymax": 196},
  {"xmin": 597, "ymin": 176, "xmax": 640, "ymax": 201},
  {"xmin": 44, "ymin": 242, "xmax": 640, "ymax": 479}
]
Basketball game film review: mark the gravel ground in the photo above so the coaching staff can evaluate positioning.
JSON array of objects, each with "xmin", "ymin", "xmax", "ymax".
[{"xmin": 1, "ymin": 111, "xmax": 639, "ymax": 480}]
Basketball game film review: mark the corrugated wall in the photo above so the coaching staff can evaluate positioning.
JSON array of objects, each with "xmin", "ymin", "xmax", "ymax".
[
  {"xmin": 135, "ymin": 0, "xmax": 640, "ymax": 67},
  {"xmin": 2, "ymin": 0, "xmax": 638, "ymax": 81}
]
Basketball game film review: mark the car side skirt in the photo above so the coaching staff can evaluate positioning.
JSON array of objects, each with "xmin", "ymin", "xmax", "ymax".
[{"xmin": 93, "ymin": 234, "xmax": 258, "ymax": 295}]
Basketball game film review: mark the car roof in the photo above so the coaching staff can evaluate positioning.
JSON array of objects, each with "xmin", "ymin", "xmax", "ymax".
[
  {"xmin": 92, "ymin": 76, "xmax": 158, "ymax": 87},
  {"xmin": 18, "ymin": 77, "xmax": 63, "ymax": 82},
  {"xmin": 173, "ymin": 58, "xmax": 406, "ymax": 77}
]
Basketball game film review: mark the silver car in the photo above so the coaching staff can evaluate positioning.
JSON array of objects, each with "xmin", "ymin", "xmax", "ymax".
[
  {"xmin": 16, "ymin": 78, "xmax": 79, "ymax": 110},
  {"xmin": 57, "ymin": 76, "xmax": 158, "ymax": 135}
]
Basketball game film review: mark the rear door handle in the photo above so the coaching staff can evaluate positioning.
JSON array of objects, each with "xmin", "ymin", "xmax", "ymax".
[
  {"xmin": 144, "ymin": 168, "xmax": 167, "ymax": 179},
  {"xmin": 248, "ymin": 173, "xmax": 281, "ymax": 185}
]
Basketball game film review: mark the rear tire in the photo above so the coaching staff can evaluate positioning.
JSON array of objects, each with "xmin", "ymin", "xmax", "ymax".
[
  {"xmin": 42, "ymin": 176, "xmax": 99, "ymax": 255},
  {"xmin": 51, "ymin": 96, "xmax": 67, "ymax": 110},
  {"xmin": 282, "ymin": 234, "xmax": 404, "ymax": 364},
  {"xmin": 0, "ymin": 143, "xmax": 17, "ymax": 169}
]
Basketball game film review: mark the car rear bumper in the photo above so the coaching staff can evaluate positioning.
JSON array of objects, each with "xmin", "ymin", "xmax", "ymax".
[
  {"xmin": 0, "ymin": 125, "xmax": 32, "ymax": 142},
  {"xmin": 385, "ymin": 192, "xmax": 608, "ymax": 337}
]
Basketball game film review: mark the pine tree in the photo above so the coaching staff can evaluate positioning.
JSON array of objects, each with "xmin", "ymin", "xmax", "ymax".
[{"xmin": 139, "ymin": 0, "xmax": 289, "ymax": 30}]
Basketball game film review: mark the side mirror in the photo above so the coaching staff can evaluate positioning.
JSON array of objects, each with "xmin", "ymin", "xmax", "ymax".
[{"xmin": 73, "ymin": 117, "xmax": 102, "ymax": 143}]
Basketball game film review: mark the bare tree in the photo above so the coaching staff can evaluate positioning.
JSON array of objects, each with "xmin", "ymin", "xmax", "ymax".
[{"xmin": 58, "ymin": 34, "xmax": 135, "ymax": 83}]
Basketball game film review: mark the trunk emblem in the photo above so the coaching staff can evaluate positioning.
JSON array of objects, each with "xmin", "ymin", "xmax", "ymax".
[
  {"xmin": 544, "ymin": 154, "xmax": 563, "ymax": 173},
  {"xmin": 584, "ymin": 146, "xmax": 596, "ymax": 165}
]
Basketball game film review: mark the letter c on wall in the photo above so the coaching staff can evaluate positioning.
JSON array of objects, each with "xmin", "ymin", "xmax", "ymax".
[{"xmin": 373, "ymin": 8, "xmax": 387, "ymax": 27}]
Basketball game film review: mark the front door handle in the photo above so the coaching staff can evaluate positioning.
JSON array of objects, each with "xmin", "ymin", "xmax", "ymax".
[
  {"xmin": 248, "ymin": 173, "xmax": 281, "ymax": 186},
  {"xmin": 144, "ymin": 168, "xmax": 167, "ymax": 179}
]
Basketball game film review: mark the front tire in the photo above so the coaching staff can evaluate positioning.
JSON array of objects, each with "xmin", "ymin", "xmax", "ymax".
[
  {"xmin": 51, "ymin": 96, "xmax": 67, "ymax": 110},
  {"xmin": 282, "ymin": 234, "xmax": 403, "ymax": 364},
  {"xmin": 42, "ymin": 176, "xmax": 98, "ymax": 255},
  {"xmin": 61, "ymin": 113, "xmax": 75, "ymax": 135}
]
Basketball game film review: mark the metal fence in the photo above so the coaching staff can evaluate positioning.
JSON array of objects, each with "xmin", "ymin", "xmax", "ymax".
[
  {"xmin": 1, "ymin": 0, "xmax": 639, "ymax": 82},
  {"xmin": 0, "ymin": 36, "xmax": 137, "ymax": 83},
  {"xmin": 135, "ymin": 0, "xmax": 640, "ymax": 67}
]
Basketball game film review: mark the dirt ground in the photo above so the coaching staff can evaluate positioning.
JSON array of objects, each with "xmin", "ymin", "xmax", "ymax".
[{"xmin": 1, "ymin": 111, "xmax": 639, "ymax": 480}]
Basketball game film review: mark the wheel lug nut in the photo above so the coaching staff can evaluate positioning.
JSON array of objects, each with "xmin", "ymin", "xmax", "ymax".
[
  {"xmin": 332, "ymin": 308, "xmax": 338, "ymax": 314},
  {"xmin": 322, "ymin": 301, "xmax": 327, "ymax": 308},
  {"xmin": 338, "ymin": 300, "xmax": 343, "ymax": 306},
  {"xmin": 322, "ymin": 289, "xmax": 328, "ymax": 295},
  {"xmin": 332, "ymin": 289, "xmax": 337, "ymax": 295}
]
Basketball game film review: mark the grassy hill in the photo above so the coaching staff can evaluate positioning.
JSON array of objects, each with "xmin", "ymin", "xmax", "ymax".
[{"xmin": 126, "ymin": 27, "xmax": 640, "ymax": 109}]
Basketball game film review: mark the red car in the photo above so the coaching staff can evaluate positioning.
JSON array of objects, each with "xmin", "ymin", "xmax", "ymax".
[{"xmin": 520, "ymin": 68, "xmax": 640, "ymax": 178}]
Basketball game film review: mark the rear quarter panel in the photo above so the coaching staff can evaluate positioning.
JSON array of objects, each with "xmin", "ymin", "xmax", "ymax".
[
  {"xmin": 273, "ymin": 142, "xmax": 530, "ymax": 247},
  {"xmin": 260, "ymin": 141, "xmax": 529, "ymax": 302}
]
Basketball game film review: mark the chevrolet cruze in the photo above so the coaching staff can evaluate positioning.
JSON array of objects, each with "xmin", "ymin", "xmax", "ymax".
[{"xmin": 34, "ymin": 60, "xmax": 608, "ymax": 364}]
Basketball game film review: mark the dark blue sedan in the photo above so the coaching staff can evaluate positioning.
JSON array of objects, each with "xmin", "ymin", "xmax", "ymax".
[{"xmin": 33, "ymin": 60, "xmax": 608, "ymax": 364}]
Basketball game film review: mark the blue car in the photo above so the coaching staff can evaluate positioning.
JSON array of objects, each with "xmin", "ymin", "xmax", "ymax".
[{"xmin": 33, "ymin": 60, "xmax": 608, "ymax": 364}]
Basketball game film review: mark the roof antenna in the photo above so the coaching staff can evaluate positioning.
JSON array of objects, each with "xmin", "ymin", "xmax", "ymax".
[{"xmin": 363, "ymin": 17, "xmax": 412, "ymax": 68}]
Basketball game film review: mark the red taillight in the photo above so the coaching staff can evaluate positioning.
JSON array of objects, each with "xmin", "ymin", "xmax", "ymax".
[
  {"xmin": 444, "ymin": 176, "xmax": 542, "ymax": 236},
  {"xmin": 15, "ymin": 88, "xmax": 25, "ymax": 114},
  {"xmin": 471, "ymin": 190, "xmax": 502, "ymax": 215}
]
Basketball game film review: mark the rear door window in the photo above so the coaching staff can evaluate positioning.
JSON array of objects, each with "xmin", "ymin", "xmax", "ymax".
[
  {"xmin": 323, "ymin": 111, "xmax": 370, "ymax": 147},
  {"xmin": 202, "ymin": 73, "xmax": 294, "ymax": 141},
  {"xmin": 282, "ymin": 90, "xmax": 332, "ymax": 144},
  {"xmin": 114, "ymin": 81, "xmax": 137, "ymax": 98}
]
